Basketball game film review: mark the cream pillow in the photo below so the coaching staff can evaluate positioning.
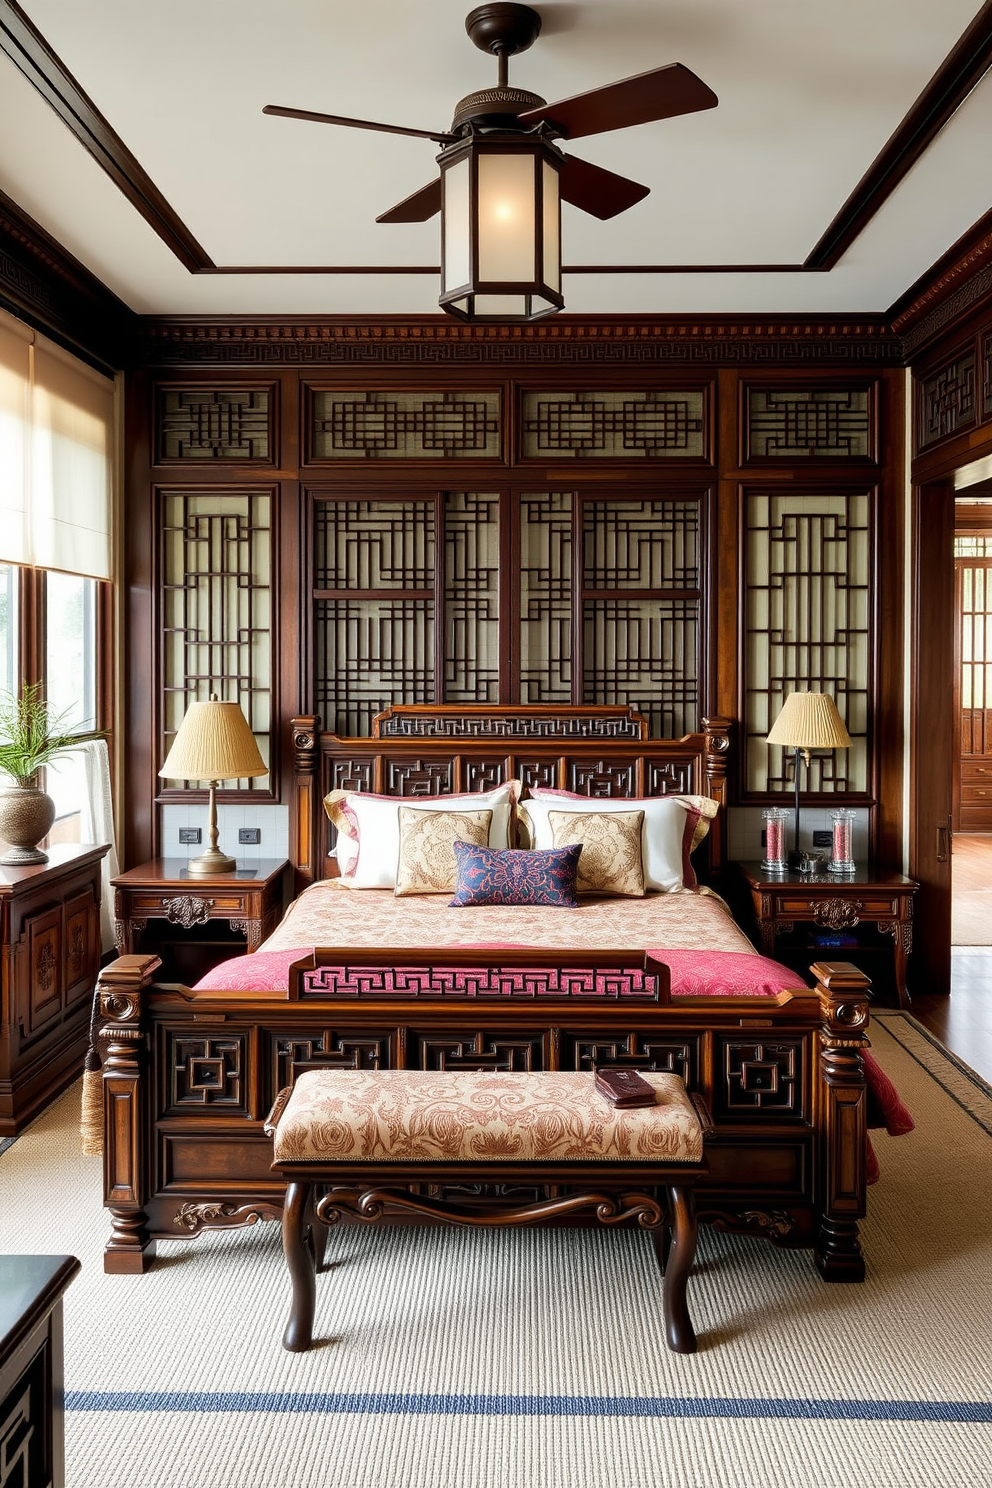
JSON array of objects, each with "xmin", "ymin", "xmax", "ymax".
[
  {"xmin": 520, "ymin": 791, "xmax": 718, "ymax": 893},
  {"xmin": 547, "ymin": 808, "xmax": 645, "ymax": 896},
  {"xmin": 324, "ymin": 782, "xmax": 520, "ymax": 889},
  {"xmin": 394, "ymin": 807, "xmax": 492, "ymax": 896}
]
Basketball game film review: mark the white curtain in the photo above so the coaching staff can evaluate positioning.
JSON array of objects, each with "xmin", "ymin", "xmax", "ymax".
[
  {"xmin": 0, "ymin": 307, "xmax": 113, "ymax": 581},
  {"xmin": 47, "ymin": 739, "xmax": 120, "ymax": 952}
]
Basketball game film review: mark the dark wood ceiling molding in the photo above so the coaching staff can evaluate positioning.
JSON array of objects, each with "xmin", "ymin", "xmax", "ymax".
[
  {"xmin": 134, "ymin": 314, "xmax": 903, "ymax": 368},
  {"xmin": 888, "ymin": 205, "xmax": 992, "ymax": 359},
  {"xmin": 0, "ymin": 0, "xmax": 212, "ymax": 273},
  {"xmin": 0, "ymin": 187, "xmax": 132, "ymax": 371},
  {"xmin": 805, "ymin": 0, "xmax": 992, "ymax": 271}
]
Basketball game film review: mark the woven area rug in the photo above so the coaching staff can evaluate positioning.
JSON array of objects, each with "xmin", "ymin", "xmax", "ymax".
[{"xmin": 2, "ymin": 1015, "xmax": 991, "ymax": 1488}]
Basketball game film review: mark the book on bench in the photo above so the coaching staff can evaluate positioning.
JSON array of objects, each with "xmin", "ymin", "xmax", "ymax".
[{"xmin": 594, "ymin": 1068, "xmax": 657, "ymax": 1108}]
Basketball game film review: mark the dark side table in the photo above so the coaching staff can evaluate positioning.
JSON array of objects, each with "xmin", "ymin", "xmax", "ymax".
[
  {"xmin": 737, "ymin": 862, "xmax": 919, "ymax": 1009},
  {"xmin": 0, "ymin": 1253, "xmax": 80, "ymax": 1488}
]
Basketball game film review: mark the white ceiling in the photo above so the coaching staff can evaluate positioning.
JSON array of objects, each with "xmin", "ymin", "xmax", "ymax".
[{"xmin": 0, "ymin": 0, "xmax": 990, "ymax": 317}]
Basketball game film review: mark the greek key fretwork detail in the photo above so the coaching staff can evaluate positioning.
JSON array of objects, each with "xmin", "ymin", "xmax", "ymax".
[
  {"xmin": 812, "ymin": 900, "xmax": 863, "ymax": 931},
  {"xmin": 647, "ymin": 762, "xmax": 694, "ymax": 795},
  {"xmin": 568, "ymin": 763, "xmax": 637, "ymax": 797},
  {"xmin": 919, "ymin": 353, "xmax": 976, "ymax": 448},
  {"xmin": 275, "ymin": 1034, "xmax": 391, "ymax": 1087},
  {"xmin": 157, "ymin": 387, "xmax": 271, "ymax": 460},
  {"xmin": 747, "ymin": 387, "xmax": 872, "ymax": 458},
  {"xmin": 375, "ymin": 712, "xmax": 644, "ymax": 739},
  {"xmin": 570, "ymin": 1038, "xmax": 694, "ymax": 1082},
  {"xmin": 386, "ymin": 760, "xmax": 454, "ymax": 795},
  {"xmin": 299, "ymin": 965, "xmax": 659, "ymax": 1000},
  {"xmin": 170, "ymin": 1036, "xmax": 244, "ymax": 1107},
  {"xmin": 417, "ymin": 1034, "xmax": 544, "ymax": 1072},
  {"xmin": 165, "ymin": 895, "xmax": 214, "ymax": 929},
  {"xmin": 521, "ymin": 389, "xmax": 705, "ymax": 459},
  {"xmin": 312, "ymin": 389, "xmax": 500, "ymax": 459},
  {"xmin": 722, "ymin": 1041, "xmax": 800, "ymax": 1113}
]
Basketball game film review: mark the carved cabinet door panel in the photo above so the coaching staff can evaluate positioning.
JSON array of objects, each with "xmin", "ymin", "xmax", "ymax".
[
  {"xmin": 23, "ymin": 904, "xmax": 62, "ymax": 1035},
  {"xmin": 64, "ymin": 886, "xmax": 99, "ymax": 1012}
]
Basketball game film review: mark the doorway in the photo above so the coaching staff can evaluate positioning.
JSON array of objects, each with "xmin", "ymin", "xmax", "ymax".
[{"xmin": 952, "ymin": 500, "xmax": 992, "ymax": 949}]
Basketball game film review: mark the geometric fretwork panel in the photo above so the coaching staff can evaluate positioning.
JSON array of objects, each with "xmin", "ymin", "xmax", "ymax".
[
  {"xmin": 311, "ymin": 390, "xmax": 500, "ymax": 459},
  {"xmin": 744, "ymin": 490, "xmax": 870, "ymax": 793},
  {"xmin": 314, "ymin": 498, "xmax": 436, "ymax": 736},
  {"xmin": 584, "ymin": 499, "xmax": 699, "ymax": 589},
  {"xmin": 159, "ymin": 492, "xmax": 272, "ymax": 787},
  {"xmin": 157, "ymin": 387, "xmax": 271, "ymax": 460},
  {"xmin": 520, "ymin": 492, "xmax": 572, "ymax": 705},
  {"xmin": 169, "ymin": 1035, "xmax": 246, "ymax": 1109},
  {"xmin": 717, "ymin": 1040, "xmax": 802, "ymax": 1116},
  {"xmin": 747, "ymin": 388, "xmax": 872, "ymax": 459},
  {"xmin": 274, "ymin": 1033, "xmax": 391, "ymax": 1087},
  {"xmin": 521, "ymin": 390, "xmax": 705, "ymax": 459},
  {"xmin": 919, "ymin": 353, "xmax": 976, "ymax": 450},
  {"xmin": 566, "ymin": 1036, "xmax": 695, "ymax": 1080},
  {"xmin": 584, "ymin": 598, "xmax": 699, "ymax": 738},
  {"xmin": 416, "ymin": 1034, "xmax": 545, "ymax": 1071},
  {"xmin": 444, "ymin": 493, "xmax": 500, "ymax": 702}
]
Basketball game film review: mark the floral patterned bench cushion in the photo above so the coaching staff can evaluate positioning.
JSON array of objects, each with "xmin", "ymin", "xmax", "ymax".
[{"xmin": 271, "ymin": 1069, "xmax": 703, "ymax": 1165}]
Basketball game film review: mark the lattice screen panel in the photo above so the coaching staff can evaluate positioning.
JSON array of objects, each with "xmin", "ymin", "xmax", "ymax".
[
  {"xmin": 584, "ymin": 599, "xmax": 699, "ymax": 737},
  {"xmin": 311, "ymin": 390, "xmax": 500, "ymax": 459},
  {"xmin": 744, "ymin": 491, "xmax": 870, "ymax": 793},
  {"xmin": 519, "ymin": 492, "xmax": 572, "ymax": 704},
  {"xmin": 746, "ymin": 388, "xmax": 871, "ymax": 459},
  {"xmin": 444, "ymin": 493, "xmax": 500, "ymax": 702},
  {"xmin": 521, "ymin": 390, "xmax": 705, "ymax": 459},
  {"xmin": 158, "ymin": 388, "xmax": 271, "ymax": 461},
  {"xmin": 160, "ymin": 492, "xmax": 272, "ymax": 786},
  {"xmin": 314, "ymin": 498, "xmax": 436, "ymax": 736},
  {"xmin": 583, "ymin": 499, "xmax": 699, "ymax": 589},
  {"xmin": 955, "ymin": 536, "xmax": 992, "ymax": 558}
]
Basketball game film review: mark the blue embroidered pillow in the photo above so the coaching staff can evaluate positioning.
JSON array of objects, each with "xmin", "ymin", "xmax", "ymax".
[{"xmin": 449, "ymin": 841, "xmax": 581, "ymax": 908}]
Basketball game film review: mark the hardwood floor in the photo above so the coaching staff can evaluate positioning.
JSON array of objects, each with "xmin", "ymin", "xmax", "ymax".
[{"xmin": 911, "ymin": 834, "xmax": 992, "ymax": 1082}]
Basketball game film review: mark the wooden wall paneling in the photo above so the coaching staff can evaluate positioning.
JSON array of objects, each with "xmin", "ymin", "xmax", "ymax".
[
  {"xmin": 874, "ymin": 369, "xmax": 908, "ymax": 868},
  {"xmin": 908, "ymin": 479, "xmax": 956, "ymax": 996},
  {"xmin": 124, "ymin": 370, "xmax": 156, "ymax": 866}
]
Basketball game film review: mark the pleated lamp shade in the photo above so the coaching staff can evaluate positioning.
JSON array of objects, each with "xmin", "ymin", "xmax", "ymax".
[
  {"xmin": 766, "ymin": 692, "xmax": 852, "ymax": 750},
  {"xmin": 160, "ymin": 696, "xmax": 266, "ymax": 783}
]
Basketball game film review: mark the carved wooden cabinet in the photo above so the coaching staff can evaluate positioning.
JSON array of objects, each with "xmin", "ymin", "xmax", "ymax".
[
  {"xmin": 737, "ymin": 861, "xmax": 918, "ymax": 1009},
  {"xmin": 112, "ymin": 858, "xmax": 289, "ymax": 983},
  {"xmin": 0, "ymin": 1254, "xmax": 79, "ymax": 1488},
  {"xmin": 0, "ymin": 844, "xmax": 108, "ymax": 1137}
]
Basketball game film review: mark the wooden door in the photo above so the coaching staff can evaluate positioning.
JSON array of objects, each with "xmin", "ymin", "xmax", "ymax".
[{"xmin": 909, "ymin": 482, "xmax": 956, "ymax": 996}]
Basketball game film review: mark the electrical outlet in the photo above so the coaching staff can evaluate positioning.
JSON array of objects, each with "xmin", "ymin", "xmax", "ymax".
[
  {"xmin": 179, "ymin": 827, "xmax": 201, "ymax": 845},
  {"xmin": 812, "ymin": 830, "xmax": 832, "ymax": 848},
  {"xmin": 238, "ymin": 827, "xmax": 261, "ymax": 845}
]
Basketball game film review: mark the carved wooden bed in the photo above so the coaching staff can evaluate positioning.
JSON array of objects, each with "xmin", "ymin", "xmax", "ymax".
[{"xmin": 96, "ymin": 706, "xmax": 872, "ymax": 1282}]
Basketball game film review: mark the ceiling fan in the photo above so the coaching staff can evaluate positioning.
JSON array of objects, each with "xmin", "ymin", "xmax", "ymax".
[{"xmin": 263, "ymin": 2, "xmax": 718, "ymax": 319}]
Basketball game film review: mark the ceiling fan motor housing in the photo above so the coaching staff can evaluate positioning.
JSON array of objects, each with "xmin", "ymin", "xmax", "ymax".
[{"xmin": 451, "ymin": 86, "xmax": 548, "ymax": 133}]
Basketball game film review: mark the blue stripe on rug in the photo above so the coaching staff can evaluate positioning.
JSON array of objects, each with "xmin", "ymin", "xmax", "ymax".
[{"xmin": 64, "ymin": 1391, "xmax": 992, "ymax": 1423}]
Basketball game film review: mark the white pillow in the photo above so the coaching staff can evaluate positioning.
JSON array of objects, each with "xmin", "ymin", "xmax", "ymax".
[
  {"xmin": 325, "ymin": 783, "xmax": 519, "ymax": 890},
  {"xmin": 520, "ymin": 791, "xmax": 695, "ymax": 893}
]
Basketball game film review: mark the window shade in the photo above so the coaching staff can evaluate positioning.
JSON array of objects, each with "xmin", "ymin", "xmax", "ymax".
[{"xmin": 0, "ymin": 308, "xmax": 114, "ymax": 580}]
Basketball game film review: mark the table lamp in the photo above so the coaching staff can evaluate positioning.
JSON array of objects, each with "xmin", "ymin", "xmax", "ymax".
[
  {"xmin": 766, "ymin": 692, "xmax": 852, "ymax": 869},
  {"xmin": 159, "ymin": 694, "xmax": 267, "ymax": 875}
]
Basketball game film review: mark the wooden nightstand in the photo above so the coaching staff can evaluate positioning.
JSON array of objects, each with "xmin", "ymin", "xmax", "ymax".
[
  {"xmin": 737, "ymin": 862, "xmax": 919, "ymax": 1009},
  {"xmin": 112, "ymin": 858, "xmax": 290, "ymax": 983}
]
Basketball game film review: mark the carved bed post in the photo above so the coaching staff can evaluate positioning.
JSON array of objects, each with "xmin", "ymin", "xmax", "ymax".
[
  {"xmin": 99, "ymin": 954, "xmax": 161, "ymax": 1274},
  {"xmin": 701, "ymin": 716, "xmax": 732, "ymax": 873},
  {"xmin": 291, "ymin": 715, "xmax": 321, "ymax": 892},
  {"xmin": 811, "ymin": 959, "xmax": 871, "ymax": 1282}
]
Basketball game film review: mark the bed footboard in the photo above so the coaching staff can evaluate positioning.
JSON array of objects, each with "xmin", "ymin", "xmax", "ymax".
[{"xmin": 93, "ymin": 952, "xmax": 870, "ymax": 1279}]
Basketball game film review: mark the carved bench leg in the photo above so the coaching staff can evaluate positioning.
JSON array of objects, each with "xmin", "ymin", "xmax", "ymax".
[
  {"xmin": 662, "ymin": 1185, "xmax": 698, "ymax": 1355},
  {"xmin": 282, "ymin": 1181, "xmax": 318, "ymax": 1352}
]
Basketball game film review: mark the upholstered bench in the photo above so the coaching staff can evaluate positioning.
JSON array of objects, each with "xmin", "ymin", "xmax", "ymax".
[{"xmin": 267, "ymin": 1068, "xmax": 709, "ymax": 1355}]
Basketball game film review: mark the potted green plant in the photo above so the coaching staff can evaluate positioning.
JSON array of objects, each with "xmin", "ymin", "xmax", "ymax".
[{"xmin": 0, "ymin": 683, "xmax": 81, "ymax": 865}]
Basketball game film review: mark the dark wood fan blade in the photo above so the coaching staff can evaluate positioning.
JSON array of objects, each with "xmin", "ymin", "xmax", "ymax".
[
  {"xmin": 517, "ymin": 63, "xmax": 717, "ymax": 139},
  {"xmin": 263, "ymin": 104, "xmax": 454, "ymax": 144},
  {"xmin": 376, "ymin": 179, "xmax": 443, "ymax": 224},
  {"xmin": 558, "ymin": 155, "xmax": 649, "ymax": 220}
]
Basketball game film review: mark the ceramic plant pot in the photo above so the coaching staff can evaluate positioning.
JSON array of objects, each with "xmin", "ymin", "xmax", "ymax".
[{"xmin": 0, "ymin": 784, "xmax": 56, "ymax": 865}]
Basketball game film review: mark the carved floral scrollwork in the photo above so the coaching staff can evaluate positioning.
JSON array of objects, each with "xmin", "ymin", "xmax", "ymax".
[
  {"xmin": 68, "ymin": 922, "xmax": 85, "ymax": 977},
  {"xmin": 174, "ymin": 1201, "xmax": 279, "ymax": 1234},
  {"xmin": 878, "ymin": 919, "xmax": 913, "ymax": 953},
  {"xmin": 165, "ymin": 895, "xmax": 214, "ymax": 929},
  {"xmin": 100, "ymin": 991, "xmax": 139, "ymax": 1021},
  {"xmin": 37, "ymin": 940, "xmax": 57, "ymax": 993},
  {"xmin": 740, "ymin": 1210, "xmax": 797, "ymax": 1238},
  {"xmin": 812, "ymin": 899, "xmax": 863, "ymax": 930}
]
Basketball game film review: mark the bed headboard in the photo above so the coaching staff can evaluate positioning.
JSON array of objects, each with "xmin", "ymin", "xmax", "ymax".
[{"xmin": 290, "ymin": 705, "xmax": 732, "ymax": 891}]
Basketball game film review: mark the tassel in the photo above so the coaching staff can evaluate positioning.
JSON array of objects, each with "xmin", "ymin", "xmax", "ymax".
[{"xmin": 79, "ymin": 987, "xmax": 104, "ymax": 1156}]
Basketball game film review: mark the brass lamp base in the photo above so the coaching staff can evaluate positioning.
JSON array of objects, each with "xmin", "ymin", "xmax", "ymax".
[{"xmin": 186, "ymin": 847, "xmax": 237, "ymax": 876}]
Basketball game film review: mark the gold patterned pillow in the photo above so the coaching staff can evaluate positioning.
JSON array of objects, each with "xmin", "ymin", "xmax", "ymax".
[
  {"xmin": 394, "ymin": 806, "xmax": 493, "ymax": 896},
  {"xmin": 547, "ymin": 809, "xmax": 645, "ymax": 896}
]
